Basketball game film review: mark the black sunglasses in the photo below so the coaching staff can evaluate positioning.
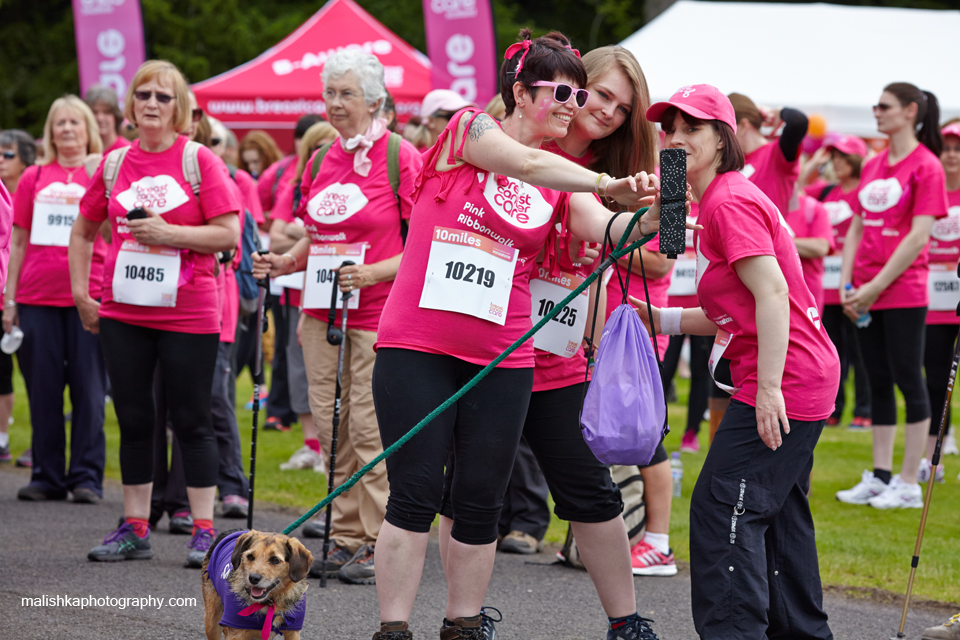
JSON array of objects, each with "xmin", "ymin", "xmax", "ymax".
[
  {"xmin": 1, "ymin": 151, "xmax": 15, "ymax": 160},
  {"xmin": 872, "ymin": 103, "xmax": 893, "ymax": 112},
  {"xmin": 192, "ymin": 108, "xmax": 204, "ymax": 122},
  {"xmin": 210, "ymin": 137, "xmax": 222, "ymax": 146},
  {"xmin": 134, "ymin": 90, "xmax": 174, "ymax": 104}
]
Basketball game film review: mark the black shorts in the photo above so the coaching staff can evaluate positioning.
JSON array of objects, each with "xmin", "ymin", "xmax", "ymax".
[{"xmin": 0, "ymin": 351, "xmax": 13, "ymax": 395}]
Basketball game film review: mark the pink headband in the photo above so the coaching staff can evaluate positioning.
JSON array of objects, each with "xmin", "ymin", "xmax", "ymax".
[{"xmin": 503, "ymin": 40, "xmax": 581, "ymax": 76}]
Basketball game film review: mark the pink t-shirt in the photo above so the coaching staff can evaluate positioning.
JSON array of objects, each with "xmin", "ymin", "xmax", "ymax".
[
  {"xmin": 270, "ymin": 176, "xmax": 303, "ymax": 309},
  {"xmin": 377, "ymin": 110, "xmax": 571, "ymax": 368},
  {"xmin": 605, "ymin": 233, "xmax": 671, "ymax": 356},
  {"xmin": 667, "ymin": 201, "xmax": 700, "ymax": 309},
  {"xmin": 13, "ymin": 162, "xmax": 106, "ymax": 306},
  {"xmin": 695, "ymin": 171, "xmax": 839, "ymax": 421},
  {"xmin": 80, "ymin": 136, "xmax": 242, "ymax": 334},
  {"xmin": 105, "ymin": 136, "xmax": 131, "ymax": 154},
  {"xmin": 853, "ymin": 145, "xmax": 949, "ymax": 310},
  {"xmin": 927, "ymin": 187, "xmax": 960, "ymax": 325},
  {"xmin": 0, "ymin": 182, "xmax": 11, "ymax": 293},
  {"xmin": 741, "ymin": 140, "xmax": 799, "ymax": 217},
  {"xmin": 257, "ymin": 156, "xmax": 295, "ymax": 217},
  {"xmin": 294, "ymin": 134, "xmax": 422, "ymax": 332},
  {"xmin": 805, "ymin": 180, "xmax": 860, "ymax": 306},
  {"xmin": 783, "ymin": 194, "xmax": 834, "ymax": 311},
  {"xmin": 233, "ymin": 167, "xmax": 265, "ymax": 225}
]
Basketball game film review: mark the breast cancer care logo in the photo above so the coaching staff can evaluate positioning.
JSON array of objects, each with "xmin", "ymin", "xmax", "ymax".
[
  {"xmin": 858, "ymin": 178, "xmax": 903, "ymax": 214},
  {"xmin": 678, "ymin": 86, "xmax": 697, "ymax": 98},
  {"xmin": 482, "ymin": 174, "xmax": 553, "ymax": 229},
  {"xmin": 116, "ymin": 175, "xmax": 189, "ymax": 214},
  {"xmin": 932, "ymin": 206, "xmax": 960, "ymax": 243},
  {"xmin": 307, "ymin": 183, "xmax": 368, "ymax": 224},
  {"xmin": 823, "ymin": 200, "xmax": 854, "ymax": 227},
  {"xmin": 36, "ymin": 182, "xmax": 86, "ymax": 205}
]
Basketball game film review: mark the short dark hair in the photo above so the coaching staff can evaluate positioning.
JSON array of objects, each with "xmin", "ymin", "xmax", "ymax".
[
  {"xmin": 658, "ymin": 106, "xmax": 744, "ymax": 174},
  {"xmin": 499, "ymin": 29, "xmax": 587, "ymax": 118},
  {"xmin": 294, "ymin": 114, "xmax": 325, "ymax": 141},
  {"xmin": 83, "ymin": 85, "xmax": 124, "ymax": 134},
  {"xmin": 0, "ymin": 129, "xmax": 37, "ymax": 167},
  {"xmin": 830, "ymin": 149, "xmax": 863, "ymax": 179}
]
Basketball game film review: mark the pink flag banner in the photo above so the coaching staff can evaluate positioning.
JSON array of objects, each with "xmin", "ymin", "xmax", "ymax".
[
  {"xmin": 422, "ymin": 0, "xmax": 498, "ymax": 107},
  {"xmin": 72, "ymin": 0, "xmax": 147, "ymax": 106}
]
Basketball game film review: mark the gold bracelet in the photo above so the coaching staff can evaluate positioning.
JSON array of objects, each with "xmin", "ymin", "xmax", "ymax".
[{"xmin": 598, "ymin": 175, "xmax": 614, "ymax": 200}]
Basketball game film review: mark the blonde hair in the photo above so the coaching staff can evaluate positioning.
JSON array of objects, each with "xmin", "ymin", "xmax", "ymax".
[
  {"xmin": 402, "ymin": 122, "xmax": 434, "ymax": 151},
  {"xmin": 580, "ymin": 47, "xmax": 656, "ymax": 184},
  {"xmin": 123, "ymin": 60, "xmax": 192, "ymax": 133},
  {"xmin": 293, "ymin": 121, "xmax": 338, "ymax": 184},
  {"xmin": 484, "ymin": 94, "xmax": 506, "ymax": 121},
  {"xmin": 41, "ymin": 95, "xmax": 103, "ymax": 164}
]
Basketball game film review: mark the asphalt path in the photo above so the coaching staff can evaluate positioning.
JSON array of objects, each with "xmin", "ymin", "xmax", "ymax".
[{"xmin": 0, "ymin": 466, "xmax": 951, "ymax": 639}]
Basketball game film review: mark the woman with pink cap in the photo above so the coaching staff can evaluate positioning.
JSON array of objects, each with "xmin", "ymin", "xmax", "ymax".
[
  {"xmin": 919, "ymin": 120, "xmax": 960, "ymax": 483},
  {"xmin": 800, "ymin": 134, "xmax": 873, "ymax": 429},
  {"xmin": 639, "ymin": 84, "xmax": 838, "ymax": 639},
  {"xmin": 835, "ymin": 83, "xmax": 948, "ymax": 510}
]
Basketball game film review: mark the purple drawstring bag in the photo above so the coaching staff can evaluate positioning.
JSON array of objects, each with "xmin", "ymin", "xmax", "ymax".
[{"xmin": 580, "ymin": 303, "xmax": 667, "ymax": 465}]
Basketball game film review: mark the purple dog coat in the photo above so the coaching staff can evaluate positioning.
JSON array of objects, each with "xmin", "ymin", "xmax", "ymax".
[{"xmin": 206, "ymin": 530, "xmax": 306, "ymax": 639}]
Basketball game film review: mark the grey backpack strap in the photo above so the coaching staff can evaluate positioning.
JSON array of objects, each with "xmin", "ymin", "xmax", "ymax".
[
  {"xmin": 102, "ymin": 146, "xmax": 131, "ymax": 200},
  {"xmin": 182, "ymin": 140, "xmax": 202, "ymax": 196}
]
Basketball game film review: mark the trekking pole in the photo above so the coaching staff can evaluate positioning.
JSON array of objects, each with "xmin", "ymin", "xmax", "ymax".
[
  {"xmin": 247, "ymin": 251, "xmax": 270, "ymax": 531},
  {"xmin": 319, "ymin": 260, "xmax": 354, "ymax": 588},
  {"xmin": 892, "ymin": 263, "xmax": 960, "ymax": 639}
]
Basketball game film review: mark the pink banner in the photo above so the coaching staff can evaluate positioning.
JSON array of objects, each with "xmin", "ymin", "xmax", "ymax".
[
  {"xmin": 72, "ymin": 0, "xmax": 147, "ymax": 107},
  {"xmin": 422, "ymin": 0, "xmax": 498, "ymax": 108}
]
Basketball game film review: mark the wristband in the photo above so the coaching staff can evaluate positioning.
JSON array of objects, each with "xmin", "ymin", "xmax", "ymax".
[
  {"xmin": 595, "ymin": 173, "xmax": 610, "ymax": 196},
  {"xmin": 282, "ymin": 252, "xmax": 297, "ymax": 271},
  {"xmin": 3, "ymin": 300, "xmax": 16, "ymax": 309},
  {"xmin": 660, "ymin": 307, "xmax": 683, "ymax": 336}
]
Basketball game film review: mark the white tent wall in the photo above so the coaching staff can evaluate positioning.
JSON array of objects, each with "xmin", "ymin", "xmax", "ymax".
[{"xmin": 620, "ymin": 1, "xmax": 960, "ymax": 137}]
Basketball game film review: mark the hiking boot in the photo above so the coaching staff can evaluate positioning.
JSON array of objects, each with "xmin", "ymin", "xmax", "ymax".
[
  {"xmin": 71, "ymin": 487, "xmax": 101, "ymax": 504},
  {"xmin": 836, "ymin": 470, "xmax": 887, "ymax": 504},
  {"xmin": 17, "ymin": 484, "xmax": 67, "ymax": 501},
  {"xmin": 479, "ymin": 607, "xmax": 501, "ymax": 640},
  {"xmin": 185, "ymin": 527, "xmax": 217, "ymax": 568},
  {"xmin": 923, "ymin": 612, "xmax": 960, "ymax": 640},
  {"xmin": 15, "ymin": 448, "xmax": 32, "ymax": 467},
  {"xmin": 498, "ymin": 530, "xmax": 541, "ymax": 554},
  {"xmin": 607, "ymin": 615, "xmax": 659, "ymax": 640},
  {"xmin": 630, "ymin": 540, "xmax": 678, "ymax": 577},
  {"xmin": 279, "ymin": 445, "xmax": 325, "ymax": 472},
  {"xmin": 440, "ymin": 615, "xmax": 485, "ymax": 640},
  {"xmin": 221, "ymin": 495, "xmax": 249, "ymax": 519},
  {"xmin": 169, "ymin": 510, "xmax": 194, "ymax": 535},
  {"xmin": 680, "ymin": 430, "xmax": 700, "ymax": 453},
  {"xmin": 264, "ymin": 416, "xmax": 291, "ymax": 432},
  {"xmin": 302, "ymin": 517, "xmax": 327, "ymax": 538},
  {"xmin": 88, "ymin": 522, "xmax": 153, "ymax": 562},
  {"xmin": 918, "ymin": 458, "xmax": 946, "ymax": 484},
  {"xmin": 373, "ymin": 621, "xmax": 413, "ymax": 640},
  {"xmin": 868, "ymin": 475, "xmax": 922, "ymax": 509},
  {"xmin": 309, "ymin": 544, "xmax": 353, "ymax": 578},
  {"xmin": 338, "ymin": 544, "xmax": 376, "ymax": 585}
]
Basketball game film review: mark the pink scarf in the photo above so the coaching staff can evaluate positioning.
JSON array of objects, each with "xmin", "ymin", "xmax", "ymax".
[
  {"xmin": 238, "ymin": 602, "xmax": 277, "ymax": 640},
  {"xmin": 340, "ymin": 117, "xmax": 388, "ymax": 177}
]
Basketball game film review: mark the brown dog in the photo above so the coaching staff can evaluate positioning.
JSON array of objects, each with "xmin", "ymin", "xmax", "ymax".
[{"xmin": 202, "ymin": 529, "xmax": 313, "ymax": 640}]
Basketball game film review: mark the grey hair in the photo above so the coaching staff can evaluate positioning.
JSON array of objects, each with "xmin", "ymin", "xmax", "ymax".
[
  {"xmin": 83, "ymin": 84, "xmax": 124, "ymax": 134},
  {"xmin": 0, "ymin": 129, "xmax": 37, "ymax": 167},
  {"xmin": 321, "ymin": 50, "xmax": 386, "ymax": 115}
]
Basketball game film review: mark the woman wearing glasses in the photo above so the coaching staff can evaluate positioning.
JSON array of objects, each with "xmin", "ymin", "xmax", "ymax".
[
  {"xmin": 6, "ymin": 96, "xmax": 107, "ymax": 506},
  {"xmin": 72, "ymin": 60, "xmax": 241, "ymax": 567},
  {"xmin": 836, "ymin": 84, "xmax": 948, "ymax": 509}
]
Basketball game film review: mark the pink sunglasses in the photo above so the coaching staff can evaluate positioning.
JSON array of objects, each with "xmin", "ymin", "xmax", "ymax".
[{"xmin": 530, "ymin": 81, "xmax": 590, "ymax": 108}]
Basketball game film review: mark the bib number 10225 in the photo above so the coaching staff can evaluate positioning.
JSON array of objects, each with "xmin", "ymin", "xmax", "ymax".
[
  {"xmin": 535, "ymin": 298, "xmax": 577, "ymax": 327},
  {"xmin": 444, "ymin": 261, "xmax": 495, "ymax": 288},
  {"xmin": 123, "ymin": 265, "xmax": 165, "ymax": 282}
]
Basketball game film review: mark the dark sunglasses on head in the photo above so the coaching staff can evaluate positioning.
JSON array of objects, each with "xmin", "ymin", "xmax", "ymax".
[
  {"xmin": 872, "ymin": 103, "xmax": 893, "ymax": 112},
  {"xmin": 192, "ymin": 108, "xmax": 204, "ymax": 122},
  {"xmin": 1, "ymin": 151, "xmax": 15, "ymax": 160},
  {"xmin": 530, "ymin": 81, "xmax": 590, "ymax": 108},
  {"xmin": 134, "ymin": 90, "xmax": 174, "ymax": 104},
  {"xmin": 210, "ymin": 137, "xmax": 222, "ymax": 147}
]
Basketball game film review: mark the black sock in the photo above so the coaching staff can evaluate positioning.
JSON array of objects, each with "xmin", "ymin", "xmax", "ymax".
[
  {"xmin": 874, "ymin": 469, "xmax": 892, "ymax": 484},
  {"xmin": 608, "ymin": 612, "xmax": 640, "ymax": 629}
]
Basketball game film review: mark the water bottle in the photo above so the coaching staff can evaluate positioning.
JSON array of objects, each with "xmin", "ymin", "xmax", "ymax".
[
  {"xmin": 844, "ymin": 284, "xmax": 872, "ymax": 328},
  {"xmin": 670, "ymin": 452, "xmax": 683, "ymax": 497}
]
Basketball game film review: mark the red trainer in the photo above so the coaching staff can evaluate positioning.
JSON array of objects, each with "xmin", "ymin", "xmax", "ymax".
[
  {"xmin": 630, "ymin": 539, "xmax": 677, "ymax": 576},
  {"xmin": 264, "ymin": 417, "xmax": 291, "ymax": 432},
  {"xmin": 850, "ymin": 416, "xmax": 872, "ymax": 429},
  {"xmin": 680, "ymin": 431, "xmax": 700, "ymax": 454},
  {"xmin": 826, "ymin": 416, "xmax": 840, "ymax": 427}
]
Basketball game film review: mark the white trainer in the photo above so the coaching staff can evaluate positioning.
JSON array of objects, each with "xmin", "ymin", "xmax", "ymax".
[
  {"xmin": 918, "ymin": 458, "xmax": 946, "ymax": 484},
  {"xmin": 279, "ymin": 446, "xmax": 326, "ymax": 473},
  {"xmin": 868, "ymin": 475, "xmax": 923, "ymax": 509},
  {"xmin": 836, "ymin": 470, "xmax": 888, "ymax": 505},
  {"xmin": 943, "ymin": 428, "xmax": 959, "ymax": 456}
]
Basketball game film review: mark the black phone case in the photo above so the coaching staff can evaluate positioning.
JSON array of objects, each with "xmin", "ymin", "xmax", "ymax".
[
  {"xmin": 126, "ymin": 207, "xmax": 147, "ymax": 220},
  {"xmin": 658, "ymin": 149, "xmax": 686, "ymax": 258}
]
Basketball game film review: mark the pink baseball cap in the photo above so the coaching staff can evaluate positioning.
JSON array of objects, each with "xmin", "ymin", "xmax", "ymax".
[
  {"xmin": 942, "ymin": 123, "xmax": 960, "ymax": 139},
  {"xmin": 421, "ymin": 90, "xmax": 476, "ymax": 118},
  {"xmin": 645, "ymin": 85, "xmax": 737, "ymax": 133},
  {"xmin": 825, "ymin": 133, "xmax": 868, "ymax": 158}
]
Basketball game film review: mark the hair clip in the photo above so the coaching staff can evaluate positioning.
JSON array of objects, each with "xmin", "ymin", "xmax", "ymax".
[
  {"xmin": 504, "ymin": 40, "xmax": 532, "ymax": 76},
  {"xmin": 565, "ymin": 45, "xmax": 581, "ymax": 59}
]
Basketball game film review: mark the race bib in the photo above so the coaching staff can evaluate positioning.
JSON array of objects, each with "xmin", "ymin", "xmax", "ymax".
[
  {"xmin": 708, "ymin": 329, "xmax": 739, "ymax": 394},
  {"xmin": 302, "ymin": 243, "xmax": 365, "ymax": 310},
  {"xmin": 112, "ymin": 241, "xmax": 180, "ymax": 307},
  {"xmin": 529, "ymin": 268, "xmax": 588, "ymax": 357},
  {"xmin": 30, "ymin": 182, "xmax": 85, "ymax": 247},
  {"xmin": 273, "ymin": 271, "xmax": 305, "ymax": 291},
  {"xmin": 822, "ymin": 255, "xmax": 842, "ymax": 291},
  {"xmin": 929, "ymin": 262, "xmax": 960, "ymax": 312},
  {"xmin": 667, "ymin": 257, "xmax": 697, "ymax": 296},
  {"xmin": 419, "ymin": 226, "xmax": 517, "ymax": 325}
]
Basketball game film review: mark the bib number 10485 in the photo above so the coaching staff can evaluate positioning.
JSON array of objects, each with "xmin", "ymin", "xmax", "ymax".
[
  {"xmin": 419, "ymin": 227, "xmax": 517, "ymax": 325},
  {"xmin": 112, "ymin": 240, "xmax": 180, "ymax": 307}
]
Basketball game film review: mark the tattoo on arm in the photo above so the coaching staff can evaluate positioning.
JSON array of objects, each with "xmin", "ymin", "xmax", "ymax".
[{"xmin": 468, "ymin": 114, "xmax": 498, "ymax": 142}]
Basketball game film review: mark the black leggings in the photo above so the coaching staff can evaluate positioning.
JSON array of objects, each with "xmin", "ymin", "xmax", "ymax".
[
  {"xmin": 925, "ymin": 324, "xmax": 959, "ymax": 435},
  {"xmin": 373, "ymin": 348, "xmax": 533, "ymax": 545},
  {"xmin": 99, "ymin": 318, "xmax": 220, "ymax": 487},
  {"xmin": 662, "ymin": 334, "xmax": 713, "ymax": 433},
  {"xmin": 856, "ymin": 307, "xmax": 930, "ymax": 425},
  {"xmin": 822, "ymin": 304, "xmax": 871, "ymax": 419}
]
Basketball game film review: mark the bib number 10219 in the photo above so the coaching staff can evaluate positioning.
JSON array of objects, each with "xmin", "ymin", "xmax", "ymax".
[{"xmin": 444, "ymin": 261, "xmax": 495, "ymax": 288}]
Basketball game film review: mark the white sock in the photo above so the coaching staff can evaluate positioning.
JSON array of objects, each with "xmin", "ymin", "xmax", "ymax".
[
  {"xmin": 0, "ymin": 432, "xmax": 8, "ymax": 448},
  {"xmin": 643, "ymin": 531, "xmax": 670, "ymax": 555}
]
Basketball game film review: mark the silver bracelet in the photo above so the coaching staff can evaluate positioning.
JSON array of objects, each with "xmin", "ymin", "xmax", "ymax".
[
  {"xmin": 3, "ymin": 300, "xmax": 16, "ymax": 309},
  {"xmin": 282, "ymin": 252, "xmax": 297, "ymax": 271}
]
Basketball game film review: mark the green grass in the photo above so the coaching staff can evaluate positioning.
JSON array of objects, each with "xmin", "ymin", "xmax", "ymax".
[{"xmin": 5, "ymin": 365, "xmax": 959, "ymax": 604}]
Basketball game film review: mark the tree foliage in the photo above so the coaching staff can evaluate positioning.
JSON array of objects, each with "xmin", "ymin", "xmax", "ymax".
[{"xmin": 0, "ymin": 0, "xmax": 955, "ymax": 136}]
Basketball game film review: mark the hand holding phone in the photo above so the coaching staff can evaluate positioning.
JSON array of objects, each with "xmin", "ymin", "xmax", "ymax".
[
  {"xmin": 658, "ymin": 148, "xmax": 687, "ymax": 259},
  {"xmin": 126, "ymin": 207, "xmax": 147, "ymax": 221}
]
